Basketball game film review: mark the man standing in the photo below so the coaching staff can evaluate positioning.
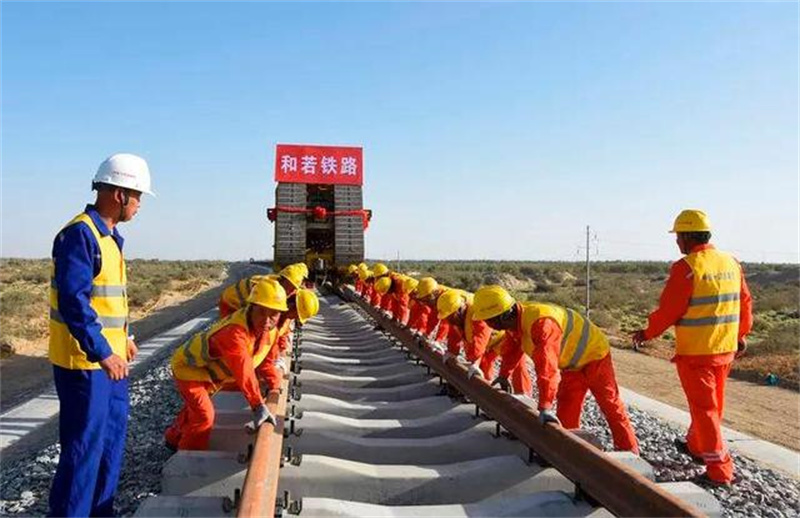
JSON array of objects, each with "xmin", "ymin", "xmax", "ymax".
[
  {"xmin": 49, "ymin": 153, "xmax": 154, "ymax": 516},
  {"xmin": 633, "ymin": 209, "xmax": 752, "ymax": 486}
]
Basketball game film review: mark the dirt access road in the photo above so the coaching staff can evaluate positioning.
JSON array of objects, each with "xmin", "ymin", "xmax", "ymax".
[
  {"xmin": 611, "ymin": 347, "xmax": 799, "ymax": 452},
  {"xmin": 0, "ymin": 262, "xmax": 260, "ymax": 411}
]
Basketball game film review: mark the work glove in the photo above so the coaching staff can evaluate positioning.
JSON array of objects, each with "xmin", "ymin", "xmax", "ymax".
[
  {"xmin": 245, "ymin": 403, "xmax": 276, "ymax": 432},
  {"xmin": 735, "ymin": 339, "xmax": 747, "ymax": 359},
  {"xmin": 538, "ymin": 409, "xmax": 561, "ymax": 426},
  {"xmin": 491, "ymin": 376, "xmax": 511, "ymax": 393},
  {"xmin": 430, "ymin": 343, "xmax": 446, "ymax": 356},
  {"xmin": 467, "ymin": 363, "xmax": 484, "ymax": 380},
  {"xmin": 631, "ymin": 330, "xmax": 647, "ymax": 350},
  {"xmin": 274, "ymin": 358, "xmax": 288, "ymax": 374}
]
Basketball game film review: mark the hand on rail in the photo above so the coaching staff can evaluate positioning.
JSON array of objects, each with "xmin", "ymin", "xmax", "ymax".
[
  {"xmin": 246, "ymin": 403, "xmax": 276, "ymax": 432},
  {"xmin": 467, "ymin": 363, "xmax": 484, "ymax": 380},
  {"xmin": 538, "ymin": 409, "xmax": 561, "ymax": 426},
  {"xmin": 490, "ymin": 376, "xmax": 511, "ymax": 393},
  {"xmin": 274, "ymin": 358, "xmax": 288, "ymax": 374}
]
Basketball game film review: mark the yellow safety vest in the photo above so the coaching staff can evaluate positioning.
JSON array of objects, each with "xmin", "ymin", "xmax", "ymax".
[
  {"xmin": 675, "ymin": 249, "xmax": 741, "ymax": 356},
  {"xmin": 171, "ymin": 307, "xmax": 278, "ymax": 384},
  {"xmin": 464, "ymin": 303, "xmax": 506, "ymax": 352},
  {"xmin": 519, "ymin": 303, "xmax": 609, "ymax": 371},
  {"xmin": 220, "ymin": 274, "xmax": 281, "ymax": 311},
  {"xmin": 49, "ymin": 213, "xmax": 128, "ymax": 370}
]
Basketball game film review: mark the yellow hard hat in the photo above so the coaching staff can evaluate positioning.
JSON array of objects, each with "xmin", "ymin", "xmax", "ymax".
[
  {"xmin": 437, "ymin": 289, "xmax": 470, "ymax": 320},
  {"xmin": 472, "ymin": 285, "xmax": 515, "ymax": 321},
  {"xmin": 416, "ymin": 277, "xmax": 438, "ymax": 299},
  {"xmin": 247, "ymin": 274, "xmax": 270, "ymax": 289},
  {"xmin": 357, "ymin": 262, "xmax": 368, "ymax": 271},
  {"xmin": 295, "ymin": 289, "xmax": 320, "ymax": 324},
  {"xmin": 293, "ymin": 263, "xmax": 310, "ymax": 279},
  {"xmin": 670, "ymin": 209, "xmax": 712, "ymax": 233},
  {"xmin": 279, "ymin": 264, "xmax": 305, "ymax": 289},
  {"xmin": 373, "ymin": 263, "xmax": 389, "ymax": 277},
  {"xmin": 403, "ymin": 277, "xmax": 419, "ymax": 294},
  {"xmin": 248, "ymin": 278, "xmax": 289, "ymax": 311},
  {"xmin": 375, "ymin": 276, "xmax": 392, "ymax": 295},
  {"xmin": 347, "ymin": 264, "xmax": 358, "ymax": 274}
]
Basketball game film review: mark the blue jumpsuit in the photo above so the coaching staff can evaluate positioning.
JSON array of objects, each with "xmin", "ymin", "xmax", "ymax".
[{"xmin": 49, "ymin": 206, "xmax": 129, "ymax": 517}]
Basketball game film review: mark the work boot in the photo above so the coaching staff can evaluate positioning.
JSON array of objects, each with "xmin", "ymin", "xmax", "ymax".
[{"xmin": 674, "ymin": 438, "xmax": 704, "ymax": 465}]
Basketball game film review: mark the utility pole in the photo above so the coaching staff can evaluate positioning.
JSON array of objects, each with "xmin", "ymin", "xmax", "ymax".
[{"xmin": 585, "ymin": 225, "xmax": 590, "ymax": 317}]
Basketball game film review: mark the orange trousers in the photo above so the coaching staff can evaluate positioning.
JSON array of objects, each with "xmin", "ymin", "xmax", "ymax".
[
  {"xmin": 164, "ymin": 379, "xmax": 216, "ymax": 451},
  {"xmin": 676, "ymin": 358, "xmax": 734, "ymax": 483},
  {"xmin": 557, "ymin": 354, "xmax": 639, "ymax": 453},
  {"xmin": 481, "ymin": 349, "xmax": 533, "ymax": 397}
]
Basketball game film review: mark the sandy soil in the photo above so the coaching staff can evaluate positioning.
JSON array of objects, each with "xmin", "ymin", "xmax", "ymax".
[{"xmin": 611, "ymin": 347, "xmax": 800, "ymax": 452}]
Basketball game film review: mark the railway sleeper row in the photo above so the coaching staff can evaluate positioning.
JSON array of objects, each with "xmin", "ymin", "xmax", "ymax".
[{"xmin": 134, "ymin": 294, "xmax": 721, "ymax": 517}]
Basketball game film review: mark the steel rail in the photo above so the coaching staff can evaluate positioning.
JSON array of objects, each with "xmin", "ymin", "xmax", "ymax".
[
  {"xmin": 237, "ymin": 346, "xmax": 292, "ymax": 517},
  {"xmin": 344, "ymin": 287, "xmax": 704, "ymax": 518}
]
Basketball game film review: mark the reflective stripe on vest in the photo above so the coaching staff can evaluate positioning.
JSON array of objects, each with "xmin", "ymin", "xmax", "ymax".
[
  {"xmin": 50, "ymin": 308, "xmax": 127, "ymax": 329},
  {"xmin": 520, "ymin": 303, "xmax": 609, "ymax": 371},
  {"xmin": 49, "ymin": 212, "xmax": 128, "ymax": 370},
  {"xmin": 562, "ymin": 309, "xmax": 591, "ymax": 370},
  {"xmin": 675, "ymin": 249, "xmax": 741, "ymax": 356}
]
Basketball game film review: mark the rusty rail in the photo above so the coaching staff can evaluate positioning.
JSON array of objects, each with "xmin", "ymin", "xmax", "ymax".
[
  {"xmin": 344, "ymin": 287, "xmax": 704, "ymax": 518},
  {"xmin": 236, "ymin": 345, "xmax": 292, "ymax": 517}
]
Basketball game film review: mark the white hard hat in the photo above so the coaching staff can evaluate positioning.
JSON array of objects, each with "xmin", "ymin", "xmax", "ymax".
[{"xmin": 93, "ymin": 153, "xmax": 155, "ymax": 196}]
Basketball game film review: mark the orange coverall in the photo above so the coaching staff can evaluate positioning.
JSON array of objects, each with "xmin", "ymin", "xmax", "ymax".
[
  {"xmin": 165, "ymin": 324, "xmax": 269, "ymax": 451},
  {"xmin": 444, "ymin": 318, "xmax": 506, "ymax": 381},
  {"xmin": 643, "ymin": 244, "xmax": 752, "ymax": 482},
  {"xmin": 500, "ymin": 315, "xmax": 638, "ymax": 452},
  {"xmin": 257, "ymin": 317, "xmax": 292, "ymax": 391}
]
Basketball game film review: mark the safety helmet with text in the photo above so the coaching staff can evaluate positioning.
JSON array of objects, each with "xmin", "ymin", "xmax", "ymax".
[{"xmin": 93, "ymin": 153, "xmax": 155, "ymax": 196}]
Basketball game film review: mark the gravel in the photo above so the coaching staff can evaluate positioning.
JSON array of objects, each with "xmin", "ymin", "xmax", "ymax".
[
  {"xmin": 501, "ymin": 367, "xmax": 800, "ymax": 518},
  {"xmin": 2, "ymin": 304, "xmax": 799, "ymax": 518},
  {"xmin": 0, "ymin": 354, "xmax": 182, "ymax": 517}
]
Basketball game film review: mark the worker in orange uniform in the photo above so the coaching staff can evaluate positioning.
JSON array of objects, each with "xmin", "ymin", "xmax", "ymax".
[
  {"xmin": 165, "ymin": 278, "xmax": 288, "ymax": 451},
  {"xmin": 258, "ymin": 289, "xmax": 320, "ymax": 391},
  {"xmin": 437, "ymin": 289, "xmax": 532, "ymax": 395},
  {"xmin": 369, "ymin": 263, "xmax": 390, "ymax": 308},
  {"xmin": 398, "ymin": 277, "xmax": 419, "ymax": 325},
  {"xmin": 359, "ymin": 268, "xmax": 374, "ymax": 300},
  {"xmin": 632, "ymin": 210, "xmax": 752, "ymax": 486},
  {"xmin": 473, "ymin": 285, "xmax": 639, "ymax": 454},
  {"xmin": 354, "ymin": 263, "xmax": 368, "ymax": 295},
  {"xmin": 375, "ymin": 273, "xmax": 410, "ymax": 321},
  {"xmin": 407, "ymin": 278, "xmax": 449, "ymax": 343},
  {"xmin": 218, "ymin": 263, "xmax": 305, "ymax": 318}
]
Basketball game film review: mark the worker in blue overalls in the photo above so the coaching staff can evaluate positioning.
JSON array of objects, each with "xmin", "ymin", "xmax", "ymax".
[{"xmin": 48, "ymin": 153, "xmax": 154, "ymax": 517}]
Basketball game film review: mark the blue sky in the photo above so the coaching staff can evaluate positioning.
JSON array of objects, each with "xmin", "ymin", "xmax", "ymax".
[{"xmin": 2, "ymin": 1, "xmax": 798, "ymax": 262}]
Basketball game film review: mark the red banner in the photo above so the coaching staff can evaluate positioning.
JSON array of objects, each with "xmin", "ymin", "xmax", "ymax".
[{"xmin": 274, "ymin": 144, "xmax": 363, "ymax": 185}]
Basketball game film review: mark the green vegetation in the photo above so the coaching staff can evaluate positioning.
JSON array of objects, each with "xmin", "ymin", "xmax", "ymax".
[
  {"xmin": 0, "ymin": 258, "xmax": 226, "ymax": 358},
  {"xmin": 390, "ymin": 260, "xmax": 800, "ymax": 388}
]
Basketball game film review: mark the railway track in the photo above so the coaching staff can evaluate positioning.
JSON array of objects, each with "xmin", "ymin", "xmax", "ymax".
[{"xmin": 134, "ymin": 288, "xmax": 721, "ymax": 517}]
